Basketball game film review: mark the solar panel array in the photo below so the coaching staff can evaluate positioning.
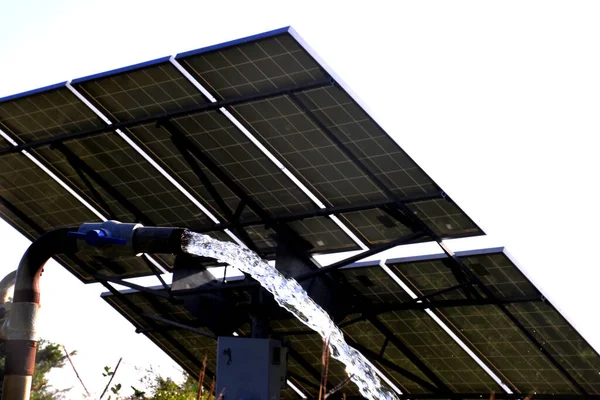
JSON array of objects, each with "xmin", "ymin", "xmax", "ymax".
[
  {"xmin": 103, "ymin": 248, "xmax": 600, "ymax": 398},
  {"xmin": 1, "ymin": 27, "xmax": 598, "ymax": 399}
]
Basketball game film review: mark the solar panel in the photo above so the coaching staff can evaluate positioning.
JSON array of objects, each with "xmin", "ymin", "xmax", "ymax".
[
  {"xmin": 0, "ymin": 83, "xmax": 103, "ymax": 143},
  {"xmin": 0, "ymin": 27, "xmax": 483, "ymax": 273},
  {"xmin": 508, "ymin": 302, "xmax": 600, "ymax": 394},
  {"xmin": 0, "ymin": 152, "xmax": 153, "ymax": 281},
  {"xmin": 100, "ymin": 246, "xmax": 600, "ymax": 399},
  {"xmin": 71, "ymin": 58, "xmax": 209, "ymax": 122},
  {"xmin": 176, "ymin": 32, "xmax": 327, "ymax": 100}
]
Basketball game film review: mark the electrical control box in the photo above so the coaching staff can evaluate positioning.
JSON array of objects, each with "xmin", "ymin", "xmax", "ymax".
[{"xmin": 216, "ymin": 337, "xmax": 288, "ymax": 400}]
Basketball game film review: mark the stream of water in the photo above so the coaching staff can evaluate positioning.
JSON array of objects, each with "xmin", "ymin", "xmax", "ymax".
[{"xmin": 181, "ymin": 230, "xmax": 398, "ymax": 400}]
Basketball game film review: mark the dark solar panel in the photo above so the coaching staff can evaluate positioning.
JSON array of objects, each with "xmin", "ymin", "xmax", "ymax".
[
  {"xmin": 0, "ymin": 153, "xmax": 166, "ymax": 281},
  {"xmin": 378, "ymin": 309, "xmax": 497, "ymax": 392},
  {"xmin": 72, "ymin": 59, "xmax": 208, "ymax": 122},
  {"xmin": 383, "ymin": 248, "xmax": 600, "ymax": 394},
  {"xmin": 29, "ymin": 132, "xmax": 214, "ymax": 229},
  {"xmin": 176, "ymin": 31, "xmax": 482, "ymax": 244},
  {"xmin": 0, "ymin": 85, "xmax": 104, "ymax": 143},
  {"xmin": 341, "ymin": 208, "xmax": 413, "ymax": 245},
  {"xmin": 176, "ymin": 31, "xmax": 327, "ymax": 100},
  {"xmin": 342, "ymin": 317, "xmax": 434, "ymax": 393},
  {"xmin": 391, "ymin": 251, "xmax": 539, "ymax": 300},
  {"xmin": 230, "ymin": 93, "xmax": 479, "ymax": 243},
  {"xmin": 124, "ymin": 110, "xmax": 315, "ymax": 218},
  {"xmin": 441, "ymin": 305, "xmax": 577, "ymax": 393},
  {"xmin": 0, "ymin": 152, "xmax": 99, "ymax": 232},
  {"xmin": 340, "ymin": 264, "xmax": 412, "ymax": 304},
  {"xmin": 508, "ymin": 302, "xmax": 600, "ymax": 394}
]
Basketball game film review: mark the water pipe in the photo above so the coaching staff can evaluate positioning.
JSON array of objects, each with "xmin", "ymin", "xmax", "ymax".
[{"xmin": 1, "ymin": 221, "xmax": 184, "ymax": 400}]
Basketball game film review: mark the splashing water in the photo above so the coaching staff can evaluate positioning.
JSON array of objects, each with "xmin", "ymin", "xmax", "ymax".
[{"xmin": 182, "ymin": 230, "xmax": 399, "ymax": 400}]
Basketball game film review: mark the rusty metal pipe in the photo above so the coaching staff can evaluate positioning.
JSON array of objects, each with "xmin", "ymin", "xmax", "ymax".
[
  {"xmin": 2, "ymin": 228, "xmax": 77, "ymax": 400},
  {"xmin": 2, "ymin": 222, "xmax": 184, "ymax": 400}
]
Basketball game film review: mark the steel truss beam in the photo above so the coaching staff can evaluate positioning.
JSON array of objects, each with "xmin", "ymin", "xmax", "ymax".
[
  {"xmin": 170, "ymin": 231, "xmax": 426, "ymax": 296},
  {"xmin": 346, "ymin": 339, "xmax": 440, "ymax": 392},
  {"xmin": 191, "ymin": 191, "xmax": 443, "ymax": 234},
  {"xmin": 139, "ymin": 313, "xmax": 216, "ymax": 339},
  {"xmin": 93, "ymin": 274, "xmax": 171, "ymax": 299},
  {"xmin": 165, "ymin": 122, "xmax": 261, "ymax": 253},
  {"xmin": 53, "ymin": 142, "xmax": 155, "ymax": 225},
  {"xmin": 367, "ymin": 315, "xmax": 452, "ymax": 393}
]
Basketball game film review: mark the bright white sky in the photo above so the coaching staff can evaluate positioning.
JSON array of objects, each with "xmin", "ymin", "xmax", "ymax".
[{"xmin": 1, "ymin": 1, "xmax": 600, "ymax": 397}]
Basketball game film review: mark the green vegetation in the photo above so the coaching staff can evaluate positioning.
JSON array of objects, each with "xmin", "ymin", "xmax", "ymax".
[
  {"xmin": 0, "ymin": 338, "xmax": 213, "ymax": 400},
  {"xmin": 105, "ymin": 365, "xmax": 214, "ymax": 400}
]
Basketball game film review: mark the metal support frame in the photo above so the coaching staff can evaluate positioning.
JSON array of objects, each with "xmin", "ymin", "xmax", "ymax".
[
  {"xmin": 52, "ymin": 143, "xmax": 155, "ymax": 225},
  {"xmin": 170, "ymin": 231, "xmax": 426, "ymax": 296},
  {"xmin": 347, "ymin": 339, "xmax": 440, "ymax": 393},
  {"xmin": 162, "ymin": 120, "xmax": 263, "ymax": 253},
  {"xmin": 102, "ymin": 281, "xmax": 215, "ymax": 381},
  {"xmin": 139, "ymin": 313, "xmax": 216, "ymax": 339},
  {"xmin": 191, "ymin": 191, "xmax": 443, "ymax": 234},
  {"xmin": 367, "ymin": 315, "xmax": 452, "ymax": 393},
  {"xmin": 93, "ymin": 274, "xmax": 171, "ymax": 299}
]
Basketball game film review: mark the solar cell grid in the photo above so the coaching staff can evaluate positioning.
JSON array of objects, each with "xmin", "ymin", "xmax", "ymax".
[
  {"xmin": 177, "ymin": 33, "xmax": 327, "ymax": 100},
  {"xmin": 407, "ymin": 199, "xmax": 481, "ymax": 239},
  {"xmin": 114, "ymin": 123, "xmax": 241, "ymax": 223},
  {"xmin": 378, "ymin": 310, "xmax": 497, "ymax": 393},
  {"xmin": 73, "ymin": 62, "xmax": 208, "ymax": 122},
  {"xmin": 342, "ymin": 318, "xmax": 434, "ymax": 393},
  {"xmin": 288, "ymin": 216, "xmax": 359, "ymax": 253},
  {"xmin": 293, "ymin": 86, "xmax": 436, "ymax": 197},
  {"xmin": 0, "ymin": 86, "xmax": 104, "ymax": 143},
  {"xmin": 232, "ymin": 95, "xmax": 387, "ymax": 206},
  {"xmin": 508, "ymin": 302, "xmax": 600, "ymax": 394},
  {"xmin": 390, "ymin": 252, "xmax": 539, "ymax": 300},
  {"xmin": 341, "ymin": 208, "xmax": 413, "ymax": 246},
  {"xmin": 340, "ymin": 265, "xmax": 413, "ymax": 304},
  {"xmin": 35, "ymin": 131, "xmax": 214, "ymax": 229},
  {"xmin": 0, "ymin": 152, "xmax": 99, "ymax": 232},
  {"xmin": 127, "ymin": 109, "xmax": 316, "ymax": 217},
  {"xmin": 440, "ymin": 305, "xmax": 576, "ymax": 393},
  {"xmin": 31, "ymin": 145, "xmax": 142, "ymax": 223},
  {"xmin": 390, "ymin": 259, "xmax": 471, "ymax": 301}
]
